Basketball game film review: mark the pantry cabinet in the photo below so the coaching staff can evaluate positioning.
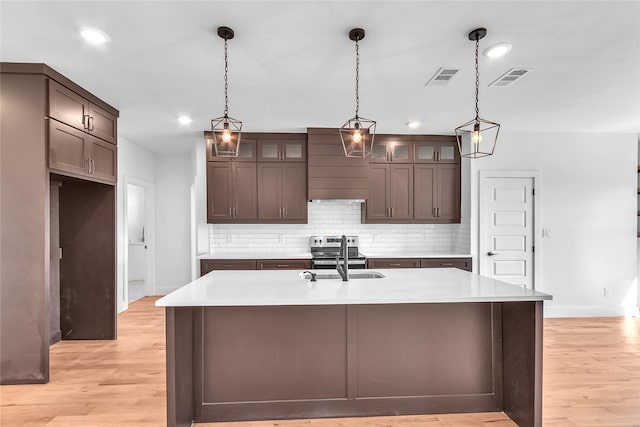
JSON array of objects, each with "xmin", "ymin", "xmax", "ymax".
[
  {"xmin": 49, "ymin": 79, "xmax": 117, "ymax": 145},
  {"xmin": 48, "ymin": 120, "xmax": 117, "ymax": 184}
]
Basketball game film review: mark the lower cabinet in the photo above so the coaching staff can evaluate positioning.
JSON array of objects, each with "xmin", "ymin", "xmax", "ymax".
[
  {"xmin": 257, "ymin": 259, "xmax": 312, "ymax": 270},
  {"xmin": 200, "ymin": 259, "xmax": 312, "ymax": 276},
  {"xmin": 367, "ymin": 258, "xmax": 421, "ymax": 269},
  {"xmin": 49, "ymin": 119, "xmax": 117, "ymax": 183},
  {"xmin": 200, "ymin": 260, "xmax": 257, "ymax": 276},
  {"xmin": 421, "ymin": 258, "xmax": 472, "ymax": 272},
  {"xmin": 368, "ymin": 257, "xmax": 472, "ymax": 272}
]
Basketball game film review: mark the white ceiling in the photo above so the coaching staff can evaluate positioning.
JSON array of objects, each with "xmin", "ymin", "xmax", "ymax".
[{"xmin": 1, "ymin": 1, "xmax": 639, "ymax": 153}]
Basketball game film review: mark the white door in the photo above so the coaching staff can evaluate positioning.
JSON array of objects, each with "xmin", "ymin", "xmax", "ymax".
[
  {"xmin": 480, "ymin": 176, "xmax": 534, "ymax": 289},
  {"xmin": 126, "ymin": 183, "xmax": 148, "ymax": 303}
]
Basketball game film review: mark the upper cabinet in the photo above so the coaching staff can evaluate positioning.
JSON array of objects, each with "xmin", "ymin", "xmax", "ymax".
[
  {"xmin": 363, "ymin": 135, "xmax": 461, "ymax": 224},
  {"xmin": 414, "ymin": 136, "xmax": 459, "ymax": 164},
  {"xmin": 48, "ymin": 80, "xmax": 117, "ymax": 145},
  {"xmin": 370, "ymin": 136, "xmax": 413, "ymax": 163},
  {"xmin": 205, "ymin": 132, "xmax": 257, "ymax": 161},
  {"xmin": 258, "ymin": 139, "xmax": 306, "ymax": 162},
  {"xmin": 206, "ymin": 132, "xmax": 308, "ymax": 224}
]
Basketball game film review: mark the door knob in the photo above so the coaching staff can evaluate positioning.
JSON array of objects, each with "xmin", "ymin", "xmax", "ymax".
[{"xmin": 487, "ymin": 252, "xmax": 499, "ymax": 256}]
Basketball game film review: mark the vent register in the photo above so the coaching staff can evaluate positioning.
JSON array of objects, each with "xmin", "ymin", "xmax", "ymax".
[{"xmin": 426, "ymin": 67, "xmax": 531, "ymax": 88}]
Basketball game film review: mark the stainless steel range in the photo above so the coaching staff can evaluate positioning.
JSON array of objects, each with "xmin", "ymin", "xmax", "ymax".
[{"xmin": 310, "ymin": 235, "xmax": 366, "ymax": 269}]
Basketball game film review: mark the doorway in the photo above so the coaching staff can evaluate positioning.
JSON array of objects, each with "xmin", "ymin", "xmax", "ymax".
[
  {"xmin": 479, "ymin": 171, "xmax": 541, "ymax": 289},
  {"xmin": 123, "ymin": 178, "xmax": 155, "ymax": 308}
]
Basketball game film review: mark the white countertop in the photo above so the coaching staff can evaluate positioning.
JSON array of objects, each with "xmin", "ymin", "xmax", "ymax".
[
  {"xmin": 362, "ymin": 252, "xmax": 471, "ymax": 258},
  {"xmin": 199, "ymin": 252, "xmax": 312, "ymax": 260},
  {"xmin": 198, "ymin": 252, "xmax": 471, "ymax": 260},
  {"xmin": 156, "ymin": 268, "xmax": 551, "ymax": 307}
]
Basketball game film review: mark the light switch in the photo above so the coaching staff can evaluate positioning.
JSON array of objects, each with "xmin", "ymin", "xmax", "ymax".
[{"xmin": 542, "ymin": 229, "xmax": 552, "ymax": 238}]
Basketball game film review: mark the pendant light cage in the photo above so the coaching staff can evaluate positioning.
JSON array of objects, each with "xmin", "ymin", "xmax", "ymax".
[
  {"xmin": 455, "ymin": 27, "xmax": 500, "ymax": 159},
  {"xmin": 340, "ymin": 28, "xmax": 376, "ymax": 158},
  {"xmin": 210, "ymin": 26, "xmax": 242, "ymax": 157}
]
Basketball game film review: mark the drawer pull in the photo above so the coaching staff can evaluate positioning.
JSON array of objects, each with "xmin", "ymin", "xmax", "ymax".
[
  {"xmin": 222, "ymin": 264, "xmax": 233, "ymax": 268},
  {"xmin": 277, "ymin": 264, "xmax": 289, "ymax": 268},
  {"xmin": 441, "ymin": 263, "xmax": 453, "ymax": 266},
  {"xmin": 389, "ymin": 263, "xmax": 401, "ymax": 266}
]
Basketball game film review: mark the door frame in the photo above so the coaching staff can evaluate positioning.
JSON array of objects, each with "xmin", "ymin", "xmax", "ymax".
[
  {"xmin": 122, "ymin": 176, "xmax": 156, "ymax": 311},
  {"xmin": 478, "ymin": 170, "xmax": 541, "ymax": 290}
]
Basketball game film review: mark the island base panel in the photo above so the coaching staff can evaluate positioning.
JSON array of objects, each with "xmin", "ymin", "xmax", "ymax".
[{"xmin": 166, "ymin": 301, "xmax": 542, "ymax": 427}]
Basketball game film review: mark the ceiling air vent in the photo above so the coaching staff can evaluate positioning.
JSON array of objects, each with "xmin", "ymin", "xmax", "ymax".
[
  {"xmin": 425, "ymin": 67, "xmax": 461, "ymax": 87},
  {"xmin": 489, "ymin": 68, "xmax": 532, "ymax": 87}
]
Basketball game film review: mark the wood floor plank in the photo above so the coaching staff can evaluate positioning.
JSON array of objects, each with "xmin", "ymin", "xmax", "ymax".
[{"xmin": 1, "ymin": 298, "xmax": 638, "ymax": 426}]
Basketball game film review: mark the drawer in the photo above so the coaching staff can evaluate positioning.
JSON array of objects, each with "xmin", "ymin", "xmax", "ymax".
[
  {"xmin": 257, "ymin": 259, "xmax": 311, "ymax": 270},
  {"xmin": 367, "ymin": 258, "xmax": 421, "ymax": 269},
  {"xmin": 200, "ymin": 259, "xmax": 257, "ymax": 276},
  {"xmin": 420, "ymin": 258, "xmax": 472, "ymax": 272}
]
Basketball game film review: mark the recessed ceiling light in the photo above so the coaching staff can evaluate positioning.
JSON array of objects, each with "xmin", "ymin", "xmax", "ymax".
[
  {"xmin": 79, "ymin": 26, "xmax": 110, "ymax": 45},
  {"xmin": 483, "ymin": 42, "xmax": 512, "ymax": 58},
  {"xmin": 177, "ymin": 115, "xmax": 193, "ymax": 125},
  {"xmin": 407, "ymin": 121, "xmax": 421, "ymax": 129}
]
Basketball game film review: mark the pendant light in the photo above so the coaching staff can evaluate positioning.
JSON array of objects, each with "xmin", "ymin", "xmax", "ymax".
[
  {"xmin": 339, "ymin": 28, "xmax": 376, "ymax": 158},
  {"xmin": 210, "ymin": 26, "xmax": 242, "ymax": 157},
  {"xmin": 455, "ymin": 28, "xmax": 500, "ymax": 159}
]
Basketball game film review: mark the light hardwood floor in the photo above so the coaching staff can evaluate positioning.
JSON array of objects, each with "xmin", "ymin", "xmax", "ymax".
[{"xmin": 1, "ymin": 297, "xmax": 638, "ymax": 427}]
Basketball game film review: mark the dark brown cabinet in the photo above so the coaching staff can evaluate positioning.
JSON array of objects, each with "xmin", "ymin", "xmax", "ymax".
[
  {"xmin": 48, "ymin": 120, "xmax": 117, "ymax": 184},
  {"xmin": 200, "ymin": 259, "xmax": 312, "ymax": 276},
  {"xmin": 200, "ymin": 260, "xmax": 257, "ymax": 275},
  {"xmin": 366, "ymin": 164, "xmax": 413, "ymax": 221},
  {"xmin": 367, "ymin": 258, "xmax": 421, "ymax": 269},
  {"xmin": 205, "ymin": 132, "xmax": 257, "ymax": 162},
  {"xmin": 370, "ymin": 137, "xmax": 413, "ymax": 163},
  {"xmin": 368, "ymin": 257, "xmax": 472, "ymax": 272},
  {"xmin": 258, "ymin": 139, "xmax": 306, "ymax": 162},
  {"xmin": 421, "ymin": 258, "xmax": 472, "ymax": 272},
  {"xmin": 49, "ymin": 80, "xmax": 117, "ymax": 145},
  {"xmin": 414, "ymin": 164, "xmax": 460, "ymax": 221},
  {"xmin": 207, "ymin": 162, "xmax": 257, "ymax": 222},
  {"xmin": 414, "ymin": 137, "xmax": 459, "ymax": 164},
  {"xmin": 258, "ymin": 163, "xmax": 307, "ymax": 221},
  {"xmin": 257, "ymin": 259, "xmax": 312, "ymax": 270}
]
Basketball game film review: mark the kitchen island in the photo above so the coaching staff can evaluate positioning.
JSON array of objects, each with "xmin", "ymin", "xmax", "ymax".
[{"xmin": 156, "ymin": 268, "xmax": 551, "ymax": 427}]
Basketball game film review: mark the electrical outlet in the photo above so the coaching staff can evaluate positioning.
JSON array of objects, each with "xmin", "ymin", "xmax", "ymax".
[
  {"xmin": 542, "ymin": 229, "xmax": 552, "ymax": 238},
  {"xmin": 603, "ymin": 288, "xmax": 609, "ymax": 297}
]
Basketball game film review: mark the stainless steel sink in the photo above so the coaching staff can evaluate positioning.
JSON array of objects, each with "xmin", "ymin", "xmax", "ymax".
[{"xmin": 300, "ymin": 271, "xmax": 385, "ymax": 280}]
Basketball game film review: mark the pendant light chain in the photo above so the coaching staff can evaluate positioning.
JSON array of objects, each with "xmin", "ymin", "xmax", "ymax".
[
  {"xmin": 474, "ymin": 36, "xmax": 480, "ymax": 121},
  {"xmin": 223, "ymin": 37, "xmax": 229, "ymax": 117},
  {"xmin": 355, "ymin": 37, "xmax": 360, "ymax": 118}
]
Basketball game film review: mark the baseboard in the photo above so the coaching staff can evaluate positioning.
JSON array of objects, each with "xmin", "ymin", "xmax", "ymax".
[{"xmin": 544, "ymin": 305, "xmax": 630, "ymax": 318}]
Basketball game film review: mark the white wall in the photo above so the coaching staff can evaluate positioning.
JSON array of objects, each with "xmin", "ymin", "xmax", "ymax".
[
  {"xmin": 116, "ymin": 137, "xmax": 155, "ymax": 312},
  {"xmin": 154, "ymin": 152, "xmax": 192, "ymax": 295},
  {"xmin": 470, "ymin": 131, "xmax": 638, "ymax": 317}
]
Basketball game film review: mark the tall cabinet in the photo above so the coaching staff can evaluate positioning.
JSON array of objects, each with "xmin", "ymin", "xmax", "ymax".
[{"xmin": 0, "ymin": 63, "xmax": 118, "ymax": 384}]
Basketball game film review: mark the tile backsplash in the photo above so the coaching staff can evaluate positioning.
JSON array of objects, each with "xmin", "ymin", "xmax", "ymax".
[{"xmin": 209, "ymin": 200, "xmax": 470, "ymax": 254}]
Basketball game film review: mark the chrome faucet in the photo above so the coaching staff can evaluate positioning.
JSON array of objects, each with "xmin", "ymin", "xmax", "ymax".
[{"xmin": 336, "ymin": 235, "xmax": 349, "ymax": 281}]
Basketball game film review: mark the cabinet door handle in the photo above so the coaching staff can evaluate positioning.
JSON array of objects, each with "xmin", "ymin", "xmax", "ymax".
[
  {"xmin": 432, "ymin": 207, "xmax": 436, "ymax": 217},
  {"xmin": 284, "ymin": 207, "xmax": 287, "ymax": 217},
  {"xmin": 83, "ymin": 115, "xmax": 90, "ymax": 130},
  {"xmin": 87, "ymin": 158, "xmax": 91, "ymax": 174},
  {"xmin": 390, "ymin": 207, "xmax": 393, "ymax": 218},
  {"xmin": 89, "ymin": 116, "xmax": 95, "ymax": 131},
  {"xmin": 92, "ymin": 159, "xmax": 95, "ymax": 174}
]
